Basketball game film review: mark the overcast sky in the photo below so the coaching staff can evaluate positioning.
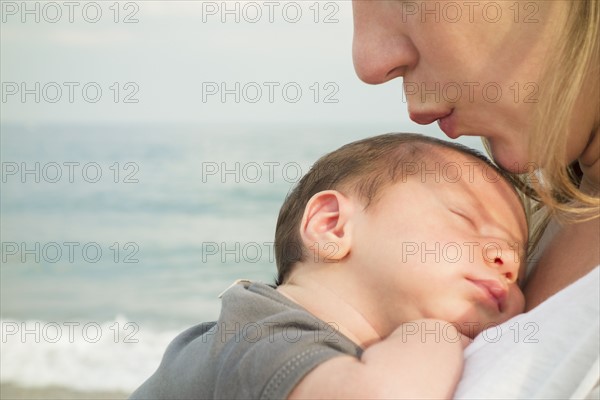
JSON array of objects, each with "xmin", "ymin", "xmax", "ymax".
[
  {"xmin": 1, "ymin": 0, "xmax": 489, "ymax": 155},
  {"xmin": 1, "ymin": 1, "xmax": 415, "ymax": 125}
]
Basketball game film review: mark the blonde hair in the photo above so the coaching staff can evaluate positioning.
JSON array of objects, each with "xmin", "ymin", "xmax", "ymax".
[{"xmin": 489, "ymin": 0, "xmax": 600, "ymax": 252}]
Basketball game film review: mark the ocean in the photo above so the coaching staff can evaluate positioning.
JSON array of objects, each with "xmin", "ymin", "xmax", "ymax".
[{"xmin": 0, "ymin": 123, "xmax": 484, "ymax": 394}]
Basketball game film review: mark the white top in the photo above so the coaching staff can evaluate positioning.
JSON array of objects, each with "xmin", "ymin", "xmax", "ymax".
[{"xmin": 455, "ymin": 266, "xmax": 600, "ymax": 399}]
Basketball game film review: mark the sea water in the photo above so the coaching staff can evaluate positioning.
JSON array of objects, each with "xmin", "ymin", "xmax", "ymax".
[{"xmin": 0, "ymin": 123, "xmax": 484, "ymax": 392}]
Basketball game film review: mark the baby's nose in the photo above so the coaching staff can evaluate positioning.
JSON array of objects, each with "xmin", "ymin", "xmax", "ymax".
[{"xmin": 483, "ymin": 242, "xmax": 521, "ymax": 284}]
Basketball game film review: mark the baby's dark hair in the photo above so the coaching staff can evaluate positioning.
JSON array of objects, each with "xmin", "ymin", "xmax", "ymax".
[{"xmin": 274, "ymin": 133, "xmax": 518, "ymax": 285}]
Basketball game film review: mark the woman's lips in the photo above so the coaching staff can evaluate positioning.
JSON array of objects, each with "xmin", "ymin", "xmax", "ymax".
[
  {"xmin": 408, "ymin": 109, "xmax": 457, "ymax": 138},
  {"xmin": 437, "ymin": 110, "xmax": 457, "ymax": 138},
  {"xmin": 409, "ymin": 109, "xmax": 453, "ymax": 125}
]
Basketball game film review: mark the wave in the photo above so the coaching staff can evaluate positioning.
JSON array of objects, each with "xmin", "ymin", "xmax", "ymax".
[{"xmin": 1, "ymin": 315, "xmax": 182, "ymax": 393}]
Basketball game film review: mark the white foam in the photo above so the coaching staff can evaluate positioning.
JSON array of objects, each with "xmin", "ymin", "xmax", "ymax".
[{"xmin": 0, "ymin": 315, "xmax": 181, "ymax": 393}]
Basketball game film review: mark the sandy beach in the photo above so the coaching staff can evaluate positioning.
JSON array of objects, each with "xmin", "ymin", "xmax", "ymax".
[{"xmin": 0, "ymin": 383, "xmax": 129, "ymax": 400}]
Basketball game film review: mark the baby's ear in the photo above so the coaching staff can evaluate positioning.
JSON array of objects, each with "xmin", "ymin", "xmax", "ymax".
[{"xmin": 300, "ymin": 190, "xmax": 354, "ymax": 263}]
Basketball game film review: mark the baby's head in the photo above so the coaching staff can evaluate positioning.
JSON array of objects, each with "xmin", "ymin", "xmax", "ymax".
[{"xmin": 275, "ymin": 133, "xmax": 528, "ymax": 336}]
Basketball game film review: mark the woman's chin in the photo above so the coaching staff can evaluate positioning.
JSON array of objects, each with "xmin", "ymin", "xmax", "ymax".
[{"xmin": 488, "ymin": 144, "xmax": 532, "ymax": 174}]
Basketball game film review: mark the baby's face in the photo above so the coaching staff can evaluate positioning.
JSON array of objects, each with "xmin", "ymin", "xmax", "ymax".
[{"xmin": 350, "ymin": 148, "xmax": 528, "ymax": 337}]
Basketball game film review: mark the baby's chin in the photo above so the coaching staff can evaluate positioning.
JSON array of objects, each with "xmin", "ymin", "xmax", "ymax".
[
  {"xmin": 453, "ymin": 309, "xmax": 515, "ymax": 339},
  {"xmin": 503, "ymin": 294, "xmax": 526, "ymax": 320},
  {"xmin": 455, "ymin": 321, "xmax": 485, "ymax": 339}
]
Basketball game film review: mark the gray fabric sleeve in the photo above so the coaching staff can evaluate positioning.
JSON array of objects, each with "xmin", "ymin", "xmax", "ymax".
[
  {"xmin": 213, "ymin": 313, "xmax": 360, "ymax": 400},
  {"xmin": 129, "ymin": 283, "xmax": 363, "ymax": 400},
  {"xmin": 260, "ymin": 346, "xmax": 345, "ymax": 400}
]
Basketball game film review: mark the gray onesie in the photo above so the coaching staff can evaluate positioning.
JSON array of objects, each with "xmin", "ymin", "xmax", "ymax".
[{"xmin": 129, "ymin": 281, "xmax": 363, "ymax": 400}]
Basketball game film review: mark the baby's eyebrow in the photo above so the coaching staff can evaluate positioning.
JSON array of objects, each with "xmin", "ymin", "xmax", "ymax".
[
  {"xmin": 469, "ymin": 205, "xmax": 528, "ymax": 262},
  {"xmin": 499, "ymin": 226, "xmax": 525, "ymax": 250},
  {"xmin": 490, "ymin": 222, "xmax": 527, "ymax": 257},
  {"xmin": 507, "ymin": 239, "xmax": 527, "ymax": 265}
]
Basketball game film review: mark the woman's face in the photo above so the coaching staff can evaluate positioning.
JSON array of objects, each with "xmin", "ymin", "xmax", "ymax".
[{"xmin": 352, "ymin": 0, "xmax": 588, "ymax": 173}]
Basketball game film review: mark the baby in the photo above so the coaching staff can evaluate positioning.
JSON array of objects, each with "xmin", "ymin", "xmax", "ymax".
[{"xmin": 130, "ymin": 133, "xmax": 528, "ymax": 399}]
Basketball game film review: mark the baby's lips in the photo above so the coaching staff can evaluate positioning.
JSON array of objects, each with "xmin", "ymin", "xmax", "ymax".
[
  {"xmin": 469, "ymin": 278, "xmax": 508, "ymax": 313},
  {"xmin": 482, "ymin": 280, "xmax": 508, "ymax": 312}
]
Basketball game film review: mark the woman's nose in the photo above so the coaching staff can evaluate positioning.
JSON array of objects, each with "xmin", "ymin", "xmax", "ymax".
[{"xmin": 352, "ymin": 1, "xmax": 419, "ymax": 84}]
